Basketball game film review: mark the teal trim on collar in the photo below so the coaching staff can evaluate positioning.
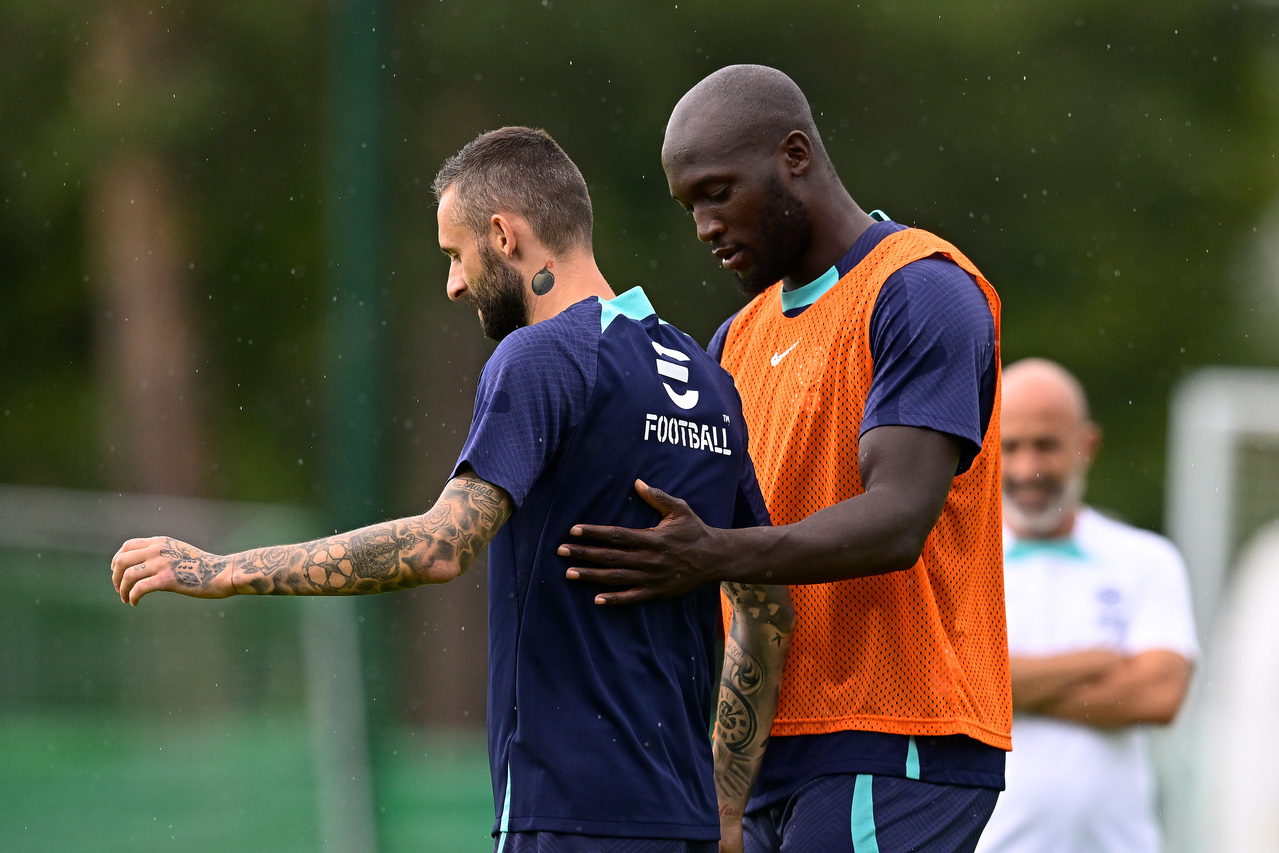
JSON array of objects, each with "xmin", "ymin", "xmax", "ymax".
[
  {"xmin": 599, "ymin": 286, "xmax": 657, "ymax": 333},
  {"xmin": 780, "ymin": 264, "xmax": 840, "ymax": 312},
  {"xmin": 868, "ymin": 209, "xmax": 889, "ymax": 222},
  {"xmin": 1007, "ymin": 538, "xmax": 1088, "ymax": 562}
]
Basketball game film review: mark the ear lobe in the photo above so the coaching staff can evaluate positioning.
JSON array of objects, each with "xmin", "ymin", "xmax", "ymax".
[
  {"xmin": 489, "ymin": 213, "xmax": 518, "ymax": 258},
  {"xmin": 1081, "ymin": 422, "xmax": 1103, "ymax": 465},
  {"xmin": 781, "ymin": 130, "xmax": 814, "ymax": 176}
]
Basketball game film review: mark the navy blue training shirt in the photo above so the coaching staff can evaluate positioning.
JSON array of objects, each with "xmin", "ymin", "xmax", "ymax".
[{"xmin": 454, "ymin": 287, "xmax": 770, "ymax": 841}]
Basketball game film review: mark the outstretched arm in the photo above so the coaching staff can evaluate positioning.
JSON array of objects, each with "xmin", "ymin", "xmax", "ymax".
[
  {"xmin": 560, "ymin": 424, "xmax": 959, "ymax": 603},
  {"xmin": 715, "ymin": 582, "xmax": 794, "ymax": 853},
  {"xmin": 111, "ymin": 471, "xmax": 513, "ymax": 605}
]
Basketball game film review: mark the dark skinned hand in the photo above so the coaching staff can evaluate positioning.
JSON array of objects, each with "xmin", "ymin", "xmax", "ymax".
[
  {"xmin": 560, "ymin": 478, "xmax": 726, "ymax": 604},
  {"xmin": 560, "ymin": 425, "xmax": 964, "ymax": 604}
]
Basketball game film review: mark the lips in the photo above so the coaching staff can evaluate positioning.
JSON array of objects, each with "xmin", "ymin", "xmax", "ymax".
[
  {"xmin": 1004, "ymin": 483, "xmax": 1056, "ymax": 511},
  {"xmin": 713, "ymin": 244, "xmax": 746, "ymax": 271}
]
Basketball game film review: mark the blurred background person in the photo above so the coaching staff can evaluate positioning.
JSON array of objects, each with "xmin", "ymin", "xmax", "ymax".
[{"xmin": 977, "ymin": 358, "xmax": 1197, "ymax": 853}]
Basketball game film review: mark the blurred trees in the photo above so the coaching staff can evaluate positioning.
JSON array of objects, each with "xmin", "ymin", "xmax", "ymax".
[
  {"xmin": 85, "ymin": 3, "xmax": 209, "ymax": 495},
  {"xmin": 2, "ymin": 0, "xmax": 1278, "ymax": 723},
  {"xmin": 1, "ymin": 0, "xmax": 324, "ymax": 499},
  {"xmin": 4, "ymin": 0, "xmax": 1277, "ymax": 523}
]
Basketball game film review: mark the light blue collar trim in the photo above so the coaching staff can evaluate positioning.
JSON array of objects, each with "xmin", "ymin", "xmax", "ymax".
[
  {"xmin": 1007, "ymin": 538, "xmax": 1088, "ymax": 561},
  {"xmin": 780, "ymin": 265, "xmax": 840, "ymax": 313},
  {"xmin": 600, "ymin": 286, "xmax": 657, "ymax": 332}
]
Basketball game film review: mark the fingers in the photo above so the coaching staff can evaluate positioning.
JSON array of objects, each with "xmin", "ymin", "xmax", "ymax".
[
  {"xmin": 564, "ymin": 523, "xmax": 655, "ymax": 547},
  {"xmin": 562, "ymin": 565, "xmax": 651, "ymax": 588},
  {"xmin": 564, "ymin": 482, "xmax": 689, "ymax": 544},
  {"xmin": 634, "ymin": 479, "xmax": 688, "ymax": 516},
  {"xmin": 120, "ymin": 565, "xmax": 148, "ymax": 606},
  {"xmin": 112, "ymin": 540, "xmax": 148, "ymax": 600},
  {"xmin": 110, "ymin": 536, "xmax": 167, "ymax": 605},
  {"xmin": 561, "ymin": 564, "xmax": 683, "ymax": 605},
  {"xmin": 115, "ymin": 558, "xmax": 155, "ymax": 606},
  {"xmin": 557, "ymin": 568, "xmax": 665, "ymax": 604},
  {"xmin": 590, "ymin": 587, "xmax": 662, "ymax": 605}
]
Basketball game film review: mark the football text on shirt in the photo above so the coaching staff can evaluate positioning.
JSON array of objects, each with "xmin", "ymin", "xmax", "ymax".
[
  {"xmin": 643, "ymin": 413, "xmax": 733, "ymax": 456},
  {"xmin": 643, "ymin": 340, "xmax": 731, "ymax": 456}
]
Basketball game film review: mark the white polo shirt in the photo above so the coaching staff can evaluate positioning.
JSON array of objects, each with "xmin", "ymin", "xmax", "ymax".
[{"xmin": 976, "ymin": 506, "xmax": 1199, "ymax": 853}]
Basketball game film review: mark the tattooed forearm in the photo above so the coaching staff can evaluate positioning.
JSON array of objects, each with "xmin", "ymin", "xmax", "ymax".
[
  {"xmin": 231, "ymin": 473, "xmax": 513, "ymax": 596},
  {"xmin": 421, "ymin": 475, "xmax": 510, "ymax": 571},
  {"xmin": 714, "ymin": 582, "xmax": 794, "ymax": 816},
  {"xmin": 717, "ymin": 642, "xmax": 760, "ymax": 754}
]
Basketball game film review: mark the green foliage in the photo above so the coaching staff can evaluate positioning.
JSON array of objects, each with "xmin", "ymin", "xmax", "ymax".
[{"xmin": 2, "ymin": 0, "xmax": 1278, "ymax": 529}]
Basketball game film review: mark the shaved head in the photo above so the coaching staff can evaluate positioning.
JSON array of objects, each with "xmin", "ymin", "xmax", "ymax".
[
  {"xmin": 1002, "ymin": 358, "xmax": 1092, "ymax": 425},
  {"xmin": 663, "ymin": 65, "xmax": 830, "ymax": 169},
  {"xmin": 660, "ymin": 65, "xmax": 862, "ymax": 292},
  {"xmin": 1000, "ymin": 358, "xmax": 1101, "ymax": 538}
]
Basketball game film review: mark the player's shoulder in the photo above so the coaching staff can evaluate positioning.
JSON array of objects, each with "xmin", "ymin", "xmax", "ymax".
[
  {"xmin": 598, "ymin": 290, "xmax": 715, "ymax": 363},
  {"xmin": 495, "ymin": 298, "xmax": 598, "ymax": 359},
  {"xmin": 707, "ymin": 309, "xmax": 746, "ymax": 364},
  {"xmin": 480, "ymin": 302, "xmax": 601, "ymax": 399},
  {"xmin": 1077, "ymin": 506, "xmax": 1184, "ymax": 567},
  {"xmin": 890, "ymin": 254, "xmax": 981, "ymax": 301},
  {"xmin": 654, "ymin": 320, "xmax": 717, "ymax": 364}
]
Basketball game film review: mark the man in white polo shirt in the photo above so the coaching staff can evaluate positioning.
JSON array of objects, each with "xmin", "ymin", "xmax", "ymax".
[{"xmin": 976, "ymin": 358, "xmax": 1198, "ymax": 853}]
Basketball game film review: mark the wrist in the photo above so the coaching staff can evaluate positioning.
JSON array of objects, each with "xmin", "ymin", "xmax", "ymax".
[
  {"xmin": 727, "ymin": 525, "xmax": 777, "ymax": 584},
  {"xmin": 219, "ymin": 555, "xmax": 239, "ymax": 597}
]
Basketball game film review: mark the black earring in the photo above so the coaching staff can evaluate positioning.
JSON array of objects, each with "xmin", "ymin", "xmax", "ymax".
[{"xmin": 531, "ymin": 265, "xmax": 555, "ymax": 296}]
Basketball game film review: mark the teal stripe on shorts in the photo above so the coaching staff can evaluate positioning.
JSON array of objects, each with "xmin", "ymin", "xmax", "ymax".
[
  {"xmin": 851, "ymin": 774, "xmax": 881, "ymax": 853},
  {"xmin": 906, "ymin": 735, "xmax": 921, "ymax": 780}
]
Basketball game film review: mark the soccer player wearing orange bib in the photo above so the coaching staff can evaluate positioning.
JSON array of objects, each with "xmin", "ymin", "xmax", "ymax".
[{"xmin": 562, "ymin": 66, "xmax": 1011, "ymax": 853}]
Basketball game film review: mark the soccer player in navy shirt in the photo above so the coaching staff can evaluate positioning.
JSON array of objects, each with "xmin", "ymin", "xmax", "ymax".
[{"xmin": 111, "ymin": 127, "xmax": 793, "ymax": 853}]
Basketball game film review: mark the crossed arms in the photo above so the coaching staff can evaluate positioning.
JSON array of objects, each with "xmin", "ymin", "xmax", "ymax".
[{"xmin": 1010, "ymin": 648, "xmax": 1194, "ymax": 728}]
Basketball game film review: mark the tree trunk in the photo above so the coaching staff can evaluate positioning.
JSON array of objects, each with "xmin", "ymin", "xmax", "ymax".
[{"xmin": 85, "ymin": 5, "xmax": 206, "ymax": 497}]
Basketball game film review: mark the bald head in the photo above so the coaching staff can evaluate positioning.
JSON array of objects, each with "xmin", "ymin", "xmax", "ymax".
[
  {"xmin": 1000, "ymin": 358, "xmax": 1101, "ymax": 538},
  {"xmin": 1002, "ymin": 358, "xmax": 1091, "ymax": 425},
  {"xmin": 659, "ymin": 65, "xmax": 868, "ymax": 293},
  {"xmin": 662, "ymin": 65, "xmax": 829, "ymax": 170}
]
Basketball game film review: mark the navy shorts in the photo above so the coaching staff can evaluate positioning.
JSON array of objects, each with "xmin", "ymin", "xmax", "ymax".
[
  {"xmin": 742, "ymin": 774, "xmax": 999, "ymax": 853},
  {"xmin": 497, "ymin": 832, "xmax": 717, "ymax": 853}
]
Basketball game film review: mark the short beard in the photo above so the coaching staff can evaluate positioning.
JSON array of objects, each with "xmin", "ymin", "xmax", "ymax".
[
  {"xmin": 1003, "ymin": 468, "xmax": 1088, "ymax": 539},
  {"xmin": 737, "ymin": 174, "xmax": 814, "ymax": 297},
  {"xmin": 474, "ymin": 242, "xmax": 530, "ymax": 342}
]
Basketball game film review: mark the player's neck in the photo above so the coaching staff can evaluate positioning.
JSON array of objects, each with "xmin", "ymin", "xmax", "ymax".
[
  {"xmin": 1012, "ymin": 506, "xmax": 1080, "ymax": 541},
  {"xmin": 526, "ymin": 252, "xmax": 615, "ymax": 325},
  {"xmin": 783, "ymin": 192, "xmax": 874, "ymax": 290}
]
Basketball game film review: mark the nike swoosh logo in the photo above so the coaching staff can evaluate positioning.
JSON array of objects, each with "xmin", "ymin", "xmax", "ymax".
[{"xmin": 770, "ymin": 340, "xmax": 800, "ymax": 367}]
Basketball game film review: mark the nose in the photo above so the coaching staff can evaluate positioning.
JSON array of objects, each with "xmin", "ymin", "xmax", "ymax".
[
  {"xmin": 693, "ymin": 207, "xmax": 724, "ymax": 244},
  {"xmin": 1001, "ymin": 445, "xmax": 1040, "ymax": 484},
  {"xmin": 445, "ymin": 259, "xmax": 468, "ymax": 302}
]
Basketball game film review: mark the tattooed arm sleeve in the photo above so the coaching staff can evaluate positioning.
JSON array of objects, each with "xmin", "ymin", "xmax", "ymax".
[
  {"xmin": 110, "ymin": 470, "xmax": 514, "ymax": 605},
  {"xmin": 714, "ymin": 583, "xmax": 794, "ymax": 830}
]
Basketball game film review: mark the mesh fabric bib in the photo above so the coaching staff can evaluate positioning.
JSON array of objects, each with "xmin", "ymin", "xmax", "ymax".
[{"xmin": 722, "ymin": 228, "xmax": 1011, "ymax": 749}]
